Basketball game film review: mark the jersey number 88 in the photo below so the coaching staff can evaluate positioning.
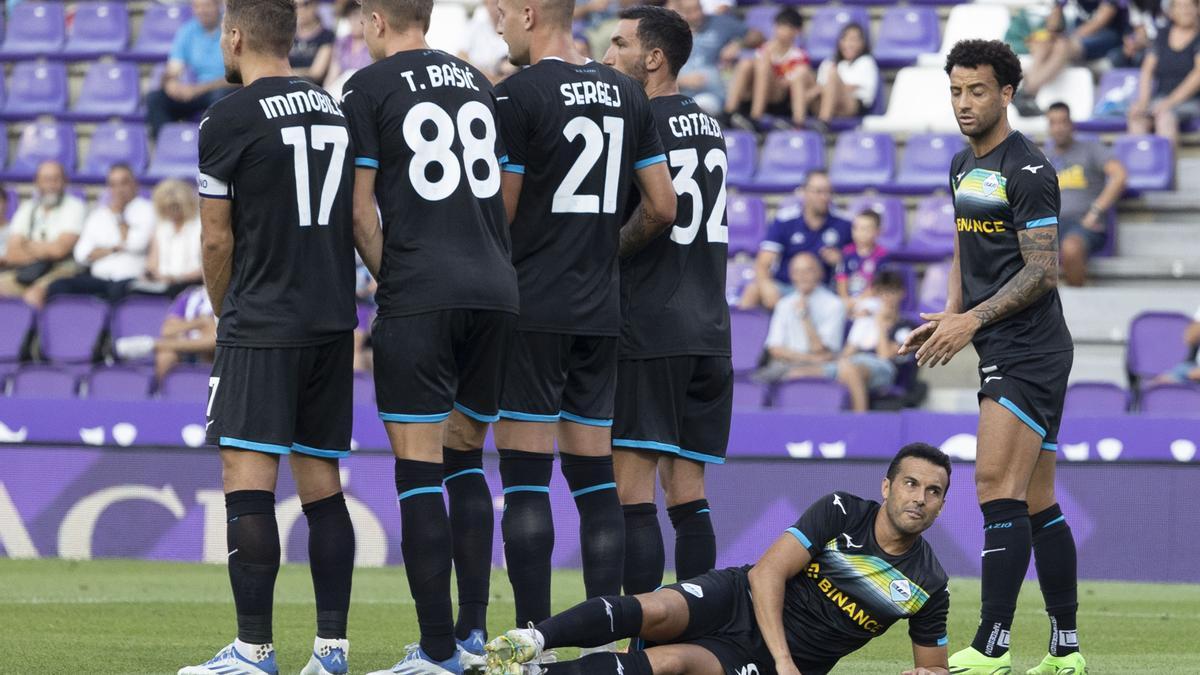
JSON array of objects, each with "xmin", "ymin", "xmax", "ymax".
[{"xmin": 404, "ymin": 100, "xmax": 501, "ymax": 201}]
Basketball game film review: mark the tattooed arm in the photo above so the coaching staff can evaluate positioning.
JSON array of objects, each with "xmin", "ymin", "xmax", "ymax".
[{"xmin": 969, "ymin": 226, "xmax": 1059, "ymax": 327}]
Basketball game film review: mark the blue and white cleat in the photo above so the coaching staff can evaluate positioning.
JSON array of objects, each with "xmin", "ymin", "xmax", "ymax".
[
  {"xmin": 178, "ymin": 641, "xmax": 278, "ymax": 675},
  {"xmin": 300, "ymin": 637, "xmax": 350, "ymax": 675},
  {"xmin": 459, "ymin": 629, "xmax": 488, "ymax": 673},
  {"xmin": 367, "ymin": 643, "xmax": 463, "ymax": 675}
]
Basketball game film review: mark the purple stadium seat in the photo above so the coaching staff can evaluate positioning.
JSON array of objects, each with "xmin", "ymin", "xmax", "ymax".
[
  {"xmin": 726, "ymin": 258, "xmax": 756, "ymax": 304},
  {"xmin": 78, "ymin": 122, "xmax": 150, "ymax": 183},
  {"xmin": 353, "ymin": 371, "xmax": 375, "ymax": 406},
  {"xmin": 65, "ymin": 61, "xmax": 141, "ymax": 121},
  {"xmin": 806, "ymin": 7, "xmax": 869, "ymax": 64},
  {"xmin": 63, "ymin": 3, "xmax": 129, "ymax": 58},
  {"xmin": 1126, "ymin": 311, "xmax": 1192, "ymax": 384},
  {"xmin": 4, "ymin": 186, "xmax": 16, "ymax": 220},
  {"xmin": 1139, "ymin": 383, "xmax": 1200, "ymax": 415},
  {"xmin": 746, "ymin": 130, "xmax": 824, "ymax": 193},
  {"xmin": 129, "ymin": 3, "xmax": 193, "ymax": 61},
  {"xmin": 146, "ymin": 123, "xmax": 201, "ymax": 182},
  {"xmin": 1113, "ymin": 135, "xmax": 1174, "ymax": 193},
  {"xmin": 0, "ymin": 298, "xmax": 34, "ymax": 365},
  {"xmin": 1, "ymin": 121, "xmax": 77, "ymax": 183},
  {"xmin": 895, "ymin": 195, "xmax": 955, "ymax": 262},
  {"xmin": 1064, "ymin": 382, "xmax": 1128, "ymax": 416},
  {"xmin": 110, "ymin": 296, "xmax": 171, "ymax": 363},
  {"xmin": 730, "ymin": 309, "xmax": 770, "ymax": 373},
  {"xmin": 38, "ymin": 295, "xmax": 108, "ymax": 365},
  {"xmin": 724, "ymin": 129, "xmax": 758, "ymax": 189},
  {"xmin": 733, "ymin": 380, "xmax": 768, "ymax": 408},
  {"xmin": 0, "ymin": 61, "xmax": 68, "ymax": 120},
  {"xmin": 743, "ymin": 5, "xmax": 779, "ymax": 39},
  {"xmin": 159, "ymin": 365, "xmax": 212, "ymax": 402},
  {"xmin": 1077, "ymin": 69, "xmax": 1139, "ymax": 132},
  {"xmin": 829, "ymin": 132, "xmax": 895, "ymax": 192},
  {"xmin": 87, "ymin": 366, "xmax": 153, "ymax": 401},
  {"xmin": 845, "ymin": 195, "xmax": 905, "ymax": 250},
  {"xmin": 916, "ymin": 261, "xmax": 950, "ymax": 314},
  {"xmin": 772, "ymin": 378, "xmax": 849, "ymax": 412},
  {"xmin": 8, "ymin": 366, "xmax": 76, "ymax": 398},
  {"xmin": 886, "ymin": 133, "xmax": 965, "ymax": 195},
  {"xmin": 0, "ymin": 2, "xmax": 66, "ymax": 58},
  {"xmin": 727, "ymin": 194, "xmax": 767, "ymax": 256},
  {"xmin": 874, "ymin": 7, "xmax": 941, "ymax": 68}
]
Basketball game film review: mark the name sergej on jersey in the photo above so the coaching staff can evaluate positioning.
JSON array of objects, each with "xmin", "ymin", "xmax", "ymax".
[{"xmin": 560, "ymin": 80, "xmax": 623, "ymax": 108}]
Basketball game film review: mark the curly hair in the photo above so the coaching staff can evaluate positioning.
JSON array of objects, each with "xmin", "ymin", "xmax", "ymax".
[{"xmin": 943, "ymin": 39, "xmax": 1023, "ymax": 92}]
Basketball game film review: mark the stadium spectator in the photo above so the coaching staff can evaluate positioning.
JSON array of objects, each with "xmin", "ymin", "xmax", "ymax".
[
  {"xmin": 755, "ymin": 253, "xmax": 846, "ymax": 383},
  {"xmin": 723, "ymin": 8, "xmax": 809, "ymax": 131},
  {"xmin": 458, "ymin": 0, "xmax": 516, "ymax": 82},
  {"xmin": 290, "ymin": 0, "xmax": 336, "ymax": 84},
  {"xmin": 324, "ymin": 2, "xmax": 372, "ymax": 97},
  {"xmin": 810, "ymin": 24, "xmax": 879, "ymax": 125},
  {"xmin": 146, "ymin": 0, "xmax": 237, "ymax": 138},
  {"xmin": 130, "ymin": 179, "xmax": 202, "ymax": 298},
  {"xmin": 836, "ymin": 209, "xmax": 889, "ymax": 307},
  {"xmin": 114, "ymin": 285, "xmax": 216, "ymax": 380},
  {"xmin": 739, "ymin": 171, "xmax": 851, "ymax": 311},
  {"xmin": 1128, "ymin": 0, "xmax": 1200, "ymax": 148},
  {"xmin": 1045, "ymin": 102, "xmax": 1128, "ymax": 286},
  {"xmin": 829, "ymin": 270, "xmax": 911, "ymax": 412},
  {"xmin": 0, "ymin": 161, "xmax": 85, "ymax": 304},
  {"xmin": 0, "ymin": 188, "xmax": 9, "ymax": 258},
  {"xmin": 667, "ymin": 0, "xmax": 763, "ymax": 114},
  {"xmin": 43, "ymin": 165, "xmax": 157, "ymax": 306},
  {"xmin": 1153, "ymin": 305, "xmax": 1200, "ymax": 384},
  {"xmin": 1016, "ymin": 0, "xmax": 1128, "ymax": 116},
  {"xmin": 1113, "ymin": 0, "xmax": 1167, "ymax": 66}
]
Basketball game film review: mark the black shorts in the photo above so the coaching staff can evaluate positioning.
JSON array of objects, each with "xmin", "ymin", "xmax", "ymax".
[
  {"xmin": 498, "ymin": 331, "xmax": 618, "ymax": 426},
  {"xmin": 663, "ymin": 566, "xmax": 776, "ymax": 675},
  {"xmin": 206, "ymin": 333, "xmax": 354, "ymax": 458},
  {"xmin": 978, "ymin": 349, "xmax": 1073, "ymax": 450},
  {"xmin": 613, "ymin": 355, "xmax": 733, "ymax": 464},
  {"xmin": 373, "ymin": 310, "xmax": 516, "ymax": 424}
]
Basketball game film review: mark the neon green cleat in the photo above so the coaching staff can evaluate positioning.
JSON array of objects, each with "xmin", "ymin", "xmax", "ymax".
[
  {"xmin": 484, "ymin": 628, "xmax": 543, "ymax": 675},
  {"xmin": 948, "ymin": 646, "xmax": 1013, "ymax": 674},
  {"xmin": 1025, "ymin": 652, "xmax": 1087, "ymax": 674}
]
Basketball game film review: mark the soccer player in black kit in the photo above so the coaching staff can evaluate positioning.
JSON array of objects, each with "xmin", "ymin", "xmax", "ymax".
[
  {"xmin": 899, "ymin": 40, "xmax": 1085, "ymax": 675},
  {"xmin": 340, "ymin": 1, "xmax": 519, "ymax": 674},
  {"xmin": 600, "ymin": 6, "xmax": 732, "ymax": 596},
  {"xmin": 492, "ymin": 0, "xmax": 678, "ymax": 633},
  {"xmin": 485, "ymin": 443, "xmax": 954, "ymax": 675},
  {"xmin": 186, "ymin": 1, "xmax": 358, "ymax": 675}
]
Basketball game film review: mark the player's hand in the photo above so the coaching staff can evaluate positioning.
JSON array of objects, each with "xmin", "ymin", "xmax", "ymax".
[
  {"xmin": 901, "ymin": 668, "xmax": 945, "ymax": 675},
  {"xmin": 774, "ymin": 655, "xmax": 804, "ymax": 675},
  {"xmin": 898, "ymin": 321, "xmax": 937, "ymax": 356},
  {"xmin": 914, "ymin": 311, "xmax": 980, "ymax": 367}
]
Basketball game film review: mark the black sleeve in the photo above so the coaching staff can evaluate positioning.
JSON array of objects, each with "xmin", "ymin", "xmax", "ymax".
[
  {"xmin": 1008, "ymin": 161, "xmax": 1061, "ymax": 231},
  {"xmin": 631, "ymin": 86, "xmax": 666, "ymax": 169},
  {"xmin": 786, "ymin": 492, "xmax": 853, "ymax": 557},
  {"xmin": 908, "ymin": 584, "xmax": 950, "ymax": 648},
  {"xmin": 341, "ymin": 73, "xmax": 381, "ymax": 171},
  {"xmin": 494, "ymin": 79, "xmax": 530, "ymax": 174},
  {"xmin": 197, "ymin": 102, "xmax": 240, "ymax": 199}
]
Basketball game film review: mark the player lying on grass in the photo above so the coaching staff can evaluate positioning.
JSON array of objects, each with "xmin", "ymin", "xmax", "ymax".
[{"xmin": 485, "ymin": 443, "xmax": 954, "ymax": 675}]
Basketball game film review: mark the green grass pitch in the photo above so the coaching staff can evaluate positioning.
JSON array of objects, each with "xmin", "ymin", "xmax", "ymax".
[{"xmin": 1, "ymin": 559, "xmax": 1197, "ymax": 674}]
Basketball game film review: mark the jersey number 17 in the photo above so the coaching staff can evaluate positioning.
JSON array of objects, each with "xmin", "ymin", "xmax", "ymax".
[{"xmin": 281, "ymin": 124, "xmax": 349, "ymax": 227}]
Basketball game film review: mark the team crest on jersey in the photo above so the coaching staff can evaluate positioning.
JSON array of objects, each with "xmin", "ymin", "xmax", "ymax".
[
  {"xmin": 982, "ymin": 173, "xmax": 1000, "ymax": 196},
  {"xmin": 822, "ymin": 229, "xmax": 840, "ymax": 247},
  {"xmin": 681, "ymin": 583, "xmax": 704, "ymax": 598},
  {"xmin": 889, "ymin": 579, "xmax": 913, "ymax": 603}
]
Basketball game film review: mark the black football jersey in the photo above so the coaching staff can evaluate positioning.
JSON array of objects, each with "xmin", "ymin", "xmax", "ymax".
[
  {"xmin": 341, "ymin": 50, "xmax": 518, "ymax": 318},
  {"xmin": 198, "ymin": 77, "xmax": 357, "ymax": 347},
  {"xmin": 495, "ymin": 59, "xmax": 666, "ymax": 336},
  {"xmin": 619, "ymin": 95, "xmax": 730, "ymax": 359},
  {"xmin": 783, "ymin": 492, "xmax": 950, "ymax": 673},
  {"xmin": 949, "ymin": 131, "xmax": 1073, "ymax": 360}
]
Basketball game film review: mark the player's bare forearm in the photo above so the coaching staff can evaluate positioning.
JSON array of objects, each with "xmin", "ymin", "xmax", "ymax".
[
  {"xmin": 906, "ymin": 644, "xmax": 949, "ymax": 675},
  {"xmin": 634, "ymin": 162, "xmax": 677, "ymax": 229},
  {"xmin": 944, "ymin": 237, "xmax": 962, "ymax": 314},
  {"xmin": 969, "ymin": 227, "xmax": 1059, "ymax": 328},
  {"xmin": 501, "ymin": 171, "xmax": 523, "ymax": 224},
  {"xmin": 352, "ymin": 168, "xmax": 383, "ymax": 278},
  {"xmin": 749, "ymin": 535, "xmax": 811, "ymax": 668},
  {"xmin": 618, "ymin": 204, "xmax": 671, "ymax": 257},
  {"xmin": 200, "ymin": 198, "xmax": 235, "ymax": 316}
]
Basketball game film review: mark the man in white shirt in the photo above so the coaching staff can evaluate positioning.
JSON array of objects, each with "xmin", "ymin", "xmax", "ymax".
[
  {"xmin": 0, "ymin": 161, "xmax": 86, "ymax": 304},
  {"xmin": 43, "ymin": 164, "xmax": 157, "ymax": 306},
  {"xmin": 757, "ymin": 252, "xmax": 846, "ymax": 382}
]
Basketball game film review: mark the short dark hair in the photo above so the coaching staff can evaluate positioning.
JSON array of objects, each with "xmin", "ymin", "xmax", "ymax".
[
  {"xmin": 872, "ymin": 268, "xmax": 905, "ymax": 294},
  {"xmin": 943, "ymin": 39, "xmax": 1023, "ymax": 92},
  {"xmin": 364, "ymin": 0, "xmax": 434, "ymax": 31},
  {"xmin": 225, "ymin": 0, "xmax": 296, "ymax": 58},
  {"xmin": 1047, "ymin": 101, "xmax": 1071, "ymax": 116},
  {"xmin": 887, "ymin": 443, "xmax": 952, "ymax": 487},
  {"xmin": 618, "ymin": 5, "xmax": 693, "ymax": 77},
  {"xmin": 854, "ymin": 209, "xmax": 881, "ymax": 229},
  {"xmin": 774, "ymin": 7, "xmax": 803, "ymax": 29}
]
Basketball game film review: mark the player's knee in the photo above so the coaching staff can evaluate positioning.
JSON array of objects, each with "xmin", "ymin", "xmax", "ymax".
[
  {"xmin": 637, "ymin": 591, "xmax": 684, "ymax": 634},
  {"xmin": 647, "ymin": 650, "xmax": 688, "ymax": 675}
]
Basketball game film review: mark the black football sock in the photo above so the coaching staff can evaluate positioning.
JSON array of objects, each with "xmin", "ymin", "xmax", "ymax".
[
  {"xmin": 225, "ymin": 490, "xmax": 280, "ymax": 645},
  {"xmin": 1031, "ymin": 504, "xmax": 1079, "ymax": 656},
  {"xmin": 560, "ymin": 452, "xmax": 625, "ymax": 599},
  {"xmin": 542, "ymin": 650, "xmax": 653, "ymax": 675},
  {"xmin": 499, "ymin": 448, "xmax": 556, "ymax": 625},
  {"xmin": 303, "ymin": 492, "xmax": 355, "ymax": 640},
  {"xmin": 443, "ymin": 447, "xmax": 493, "ymax": 641},
  {"xmin": 395, "ymin": 458, "xmax": 455, "ymax": 662},
  {"xmin": 622, "ymin": 503, "xmax": 665, "ymax": 595},
  {"xmin": 971, "ymin": 499, "xmax": 1032, "ymax": 658},
  {"xmin": 668, "ymin": 499, "xmax": 715, "ymax": 581},
  {"xmin": 537, "ymin": 595, "xmax": 644, "ymax": 649}
]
